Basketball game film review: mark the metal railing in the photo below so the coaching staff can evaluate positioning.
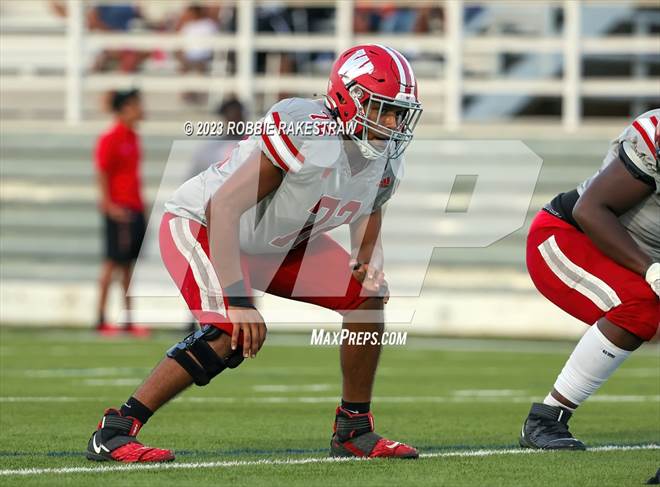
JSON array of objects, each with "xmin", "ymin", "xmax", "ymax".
[{"xmin": 0, "ymin": 0, "xmax": 658, "ymax": 131}]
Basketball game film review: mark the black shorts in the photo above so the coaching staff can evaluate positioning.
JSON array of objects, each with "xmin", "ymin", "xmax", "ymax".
[{"xmin": 104, "ymin": 211, "xmax": 146, "ymax": 264}]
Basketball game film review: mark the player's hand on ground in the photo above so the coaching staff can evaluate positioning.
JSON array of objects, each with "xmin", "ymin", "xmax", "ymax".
[
  {"xmin": 350, "ymin": 261, "xmax": 390, "ymax": 303},
  {"xmin": 228, "ymin": 306, "xmax": 267, "ymax": 358}
]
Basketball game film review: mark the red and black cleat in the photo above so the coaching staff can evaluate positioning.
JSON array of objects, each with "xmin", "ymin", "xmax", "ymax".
[
  {"xmin": 86, "ymin": 409, "xmax": 174, "ymax": 463},
  {"xmin": 329, "ymin": 406, "xmax": 419, "ymax": 459}
]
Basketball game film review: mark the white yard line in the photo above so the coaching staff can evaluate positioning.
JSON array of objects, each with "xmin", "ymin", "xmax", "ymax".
[
  {"xmin": 82, "ymin": 379, "xmax": 142, "ymax": 387},
  {"xmin": 1, "ymin": 394, "xmax": 658, "ymax": 404},
  {"xmin": 252, "ymin": 384, "xmax": 333, "ymax": 392},
  {"xmin": 21, "ymin": 367, "xmax": 150, "ymax": 378},
  {"xmin": 0, "ymin": 444, "xmax": 657, "ymax": 477}
]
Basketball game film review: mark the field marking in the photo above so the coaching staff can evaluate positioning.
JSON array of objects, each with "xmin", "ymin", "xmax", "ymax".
[
  {"xmin": 2, "ymin": 331, "xmax": 659, "ymax": 357},
  {"xmin": 452, "ymin": 389, "xmax": 525, "ymax": 397},
  {"xmin": 82, "ymin": 379, "xmax": 142, "ymax": 387},
  {"xmin": 1, "ymin": 394, "xmax": 659, "ymax": 404},
  {"xmin": 265, "ymin": 335, "xmax": 660, "ymax": 357},
  {"xmin": 11, "ymin": 363, "xmax": 658, "ymax": 380},
  {"xmin": 618, "ymin": 368, "xmax": 660, "ymax": 378},
  {"xmin": 0, "ymin": 444, "xmax": 657, "ymax": 477},
  {"xmin": 252, "ymin": 384, "xmax": 333, "ymax": 393},
  {"xmin": 20, "ymin": 367, "xmax": 150, "ymax": 378}
]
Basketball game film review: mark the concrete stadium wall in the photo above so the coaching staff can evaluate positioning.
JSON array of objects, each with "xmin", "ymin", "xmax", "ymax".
[{"xmin": 0, "ymin": 131, "xmax": 611, "ymax": 339}]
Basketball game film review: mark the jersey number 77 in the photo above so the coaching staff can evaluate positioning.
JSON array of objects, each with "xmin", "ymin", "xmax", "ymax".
[{"xmin": 270, "ymin": 196, "xmax": 362, "ymax": 248}]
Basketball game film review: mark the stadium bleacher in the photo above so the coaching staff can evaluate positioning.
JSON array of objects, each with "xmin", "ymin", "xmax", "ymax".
[
  {"xmin": 0, "ymin": 0, "xmax": 658, "ymax": 336},
  {"xmin": 0, "ymin": 130, "xmax": 607, "ymax": 337}
]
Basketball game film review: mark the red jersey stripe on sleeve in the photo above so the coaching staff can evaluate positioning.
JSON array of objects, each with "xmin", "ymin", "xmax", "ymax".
[
  {"xmin": 632, "ymin": 120, "xmax": 656, "ymax": 154},
  {"xmin": 271, "ymin": 112, "xmax": 305, "ymax": 163},
  {"xmin": 261, "ymin": 133, "xmax": 290, "ymax": 172}
]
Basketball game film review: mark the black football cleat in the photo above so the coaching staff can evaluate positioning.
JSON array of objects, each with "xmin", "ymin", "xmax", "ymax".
[{"xmin": 519, "ymin": 403, "xmax": 586, "ymax": 450}]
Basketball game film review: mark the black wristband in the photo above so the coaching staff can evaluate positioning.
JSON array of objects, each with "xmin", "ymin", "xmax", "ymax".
[
  {"xmin": 224, "ymin": 280, "xmax": 255, "ymax": 309},
  {"xmin": 227, "ymin": 296, "xmax": 256, "ymax": 309}
]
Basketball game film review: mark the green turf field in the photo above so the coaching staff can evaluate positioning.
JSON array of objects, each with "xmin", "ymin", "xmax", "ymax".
[{"xmin": 0, "ymin": 328, "xmax": 658, "ymax": 486}]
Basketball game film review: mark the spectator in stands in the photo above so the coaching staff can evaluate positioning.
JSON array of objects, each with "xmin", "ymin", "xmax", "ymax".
[
  {"xmin": 94, "ymin": 89, "xmax": 149, "ymax": 337},
  {"xmin": 414, "ymin": 6, "xmax": 444, "ymax": 34},
  {"xmin": 188, "ymin": 96, "xmax": 247, "ymax": 177},
  {"xmin": 88, "ymin": 3, "xmax": 148, "ymax": 72},
  {"xmin": 255, "ymin": 4, "xmax": 297, "ymax": 94},
  {"xmin": 175, "ymin": 3, "xmax": 220, "ymax": 103},
  {"xmin": 206, "ymin": 3, "xmax": 235, "ymax": 32},
  {"xmin": 175, "ymin": 4, "xmax": 219, "ymax": 74},
  {"xmin": 354, "ymin": 2, "xmax": 419, "ymax": 34}
]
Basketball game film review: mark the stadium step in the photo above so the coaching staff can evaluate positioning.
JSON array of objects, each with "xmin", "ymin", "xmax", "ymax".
[{"xmin": 0, "ymin": 134, "xmax": 609, "ymax": 282}]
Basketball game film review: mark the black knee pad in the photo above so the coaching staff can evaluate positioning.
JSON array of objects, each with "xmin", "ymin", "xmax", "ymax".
[{"xmin": 166, "ymin": 325, "xmax": 244, "ymax": 386}]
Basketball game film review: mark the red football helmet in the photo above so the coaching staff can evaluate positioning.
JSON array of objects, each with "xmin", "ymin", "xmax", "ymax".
[{"xmin": 326, "ymin": 44, "xmax": 423, "ymax": 159}]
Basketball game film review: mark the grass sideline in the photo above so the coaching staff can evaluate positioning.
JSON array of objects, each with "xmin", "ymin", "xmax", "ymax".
[{"xmin": 0, "ymin": 328, "xmax": 658, "ymax": 486}]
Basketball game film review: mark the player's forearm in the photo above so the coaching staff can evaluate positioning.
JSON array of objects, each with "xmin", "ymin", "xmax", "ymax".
[
  {"xmin": 351, "ymin": 211, "xmax": 384, "ymax": 268},
  {"xmin": 573, "ymin": 203, "xmax": 653, "ymax": 276},
  {"xmin": 207, "ymin": 201, "xmax": 245, "ymax": 287},
  {"xmin": 355, "ymin": 240, "xmax": 384, "ymax": 269},
  {"xmin": 206, "ymin": 152, "xmax": 283, "ymax": 294}
]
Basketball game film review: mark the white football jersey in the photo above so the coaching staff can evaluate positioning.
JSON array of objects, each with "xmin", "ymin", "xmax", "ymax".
[
  {"xmin": 578, "ymin": 108, "xmax": 660, "ymax": 261},
  {"xmin": 165, "ymin": 97, "xmax": 403, "ymax": 254}
]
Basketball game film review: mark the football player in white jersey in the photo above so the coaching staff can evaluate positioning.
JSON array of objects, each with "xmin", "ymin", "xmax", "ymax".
[
  {"xmin": 520, "ymin": 109, "xmax": 660, "ymax": 450},
  {"xmin": 86, "ymin": 45, "xmax": 423, "ymax": 462}
]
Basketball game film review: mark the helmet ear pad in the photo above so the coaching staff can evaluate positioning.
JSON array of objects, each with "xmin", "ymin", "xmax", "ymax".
[
  {"xmin": 329, "ymin": 84, "xmax": 357, "ymax": 123},
  {"xmin": 348, "ymin": 85, "xmax": 371, "ymax": 135},
  {"xmin": 328, "ymin": 83, "xmax": 370, "ymax": 135}
]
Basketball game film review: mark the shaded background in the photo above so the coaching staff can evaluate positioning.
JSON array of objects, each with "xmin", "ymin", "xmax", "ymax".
[{"xmin": 1, "ymin": 0, "xmax": 659, "ymax": 338}]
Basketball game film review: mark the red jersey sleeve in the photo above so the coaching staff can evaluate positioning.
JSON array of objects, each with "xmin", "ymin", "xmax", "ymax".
[{"xmin": 95, "ymin": 133, "xmax": 115, "ymax": 172}]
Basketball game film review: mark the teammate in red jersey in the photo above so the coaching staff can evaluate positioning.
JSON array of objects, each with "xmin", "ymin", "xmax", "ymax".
[
  {"xmin": 520, "ymin": 109, "xmax": 660, "ymax": 450},
  {"xmin": 94, "ymin": 89, "xmax": 149, "ymax": 337},
  {"xmin": 86, "ymin": 45, "xmax": 423, "ymax": 463}
]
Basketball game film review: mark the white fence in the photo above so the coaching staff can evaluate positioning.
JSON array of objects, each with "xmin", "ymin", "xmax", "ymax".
[{"xmin": 0, "ymin": 0, "xmax": 659, "ymax": 131}]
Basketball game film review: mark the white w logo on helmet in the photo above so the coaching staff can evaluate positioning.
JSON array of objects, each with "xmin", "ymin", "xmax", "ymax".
[{"xmin": 337, "ymin": 49, "xmax": 374, "ymax": 84}]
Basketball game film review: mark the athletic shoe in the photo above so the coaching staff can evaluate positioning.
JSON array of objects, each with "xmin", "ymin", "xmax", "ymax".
[
  {"xmin": 519, "ymin": 402, "xmax": 586, "ymax": 450},
  {"xmin": 96, "ymin": 322, "xmax": 121, "ymax": 337},
  {"xmin": 86, "ymin": 408, "xmax": 174, "ymax": 462},
  {"xmin": 329, "ymin": 406, "xmax": 418, "ymax": 459}
]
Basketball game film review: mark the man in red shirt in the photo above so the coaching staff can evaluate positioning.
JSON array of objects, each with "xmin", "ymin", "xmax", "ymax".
[{"xmin": 95, "ymin": 89, "xmax": 148, "ymax": 336}]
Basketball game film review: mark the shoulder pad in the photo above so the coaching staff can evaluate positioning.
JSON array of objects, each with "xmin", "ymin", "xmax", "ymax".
[
  {"xmin": 260, "ymin": 98, "xmax": 342, "ymax": 172},
  {"xmin": 618, "ymin": 109, "xmax": 659, "ymax": 182}
]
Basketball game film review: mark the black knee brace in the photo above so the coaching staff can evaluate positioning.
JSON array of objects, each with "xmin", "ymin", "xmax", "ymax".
[{"xmin": 166, "ymin": 325, "xmax": 244, "ymax": 386}]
